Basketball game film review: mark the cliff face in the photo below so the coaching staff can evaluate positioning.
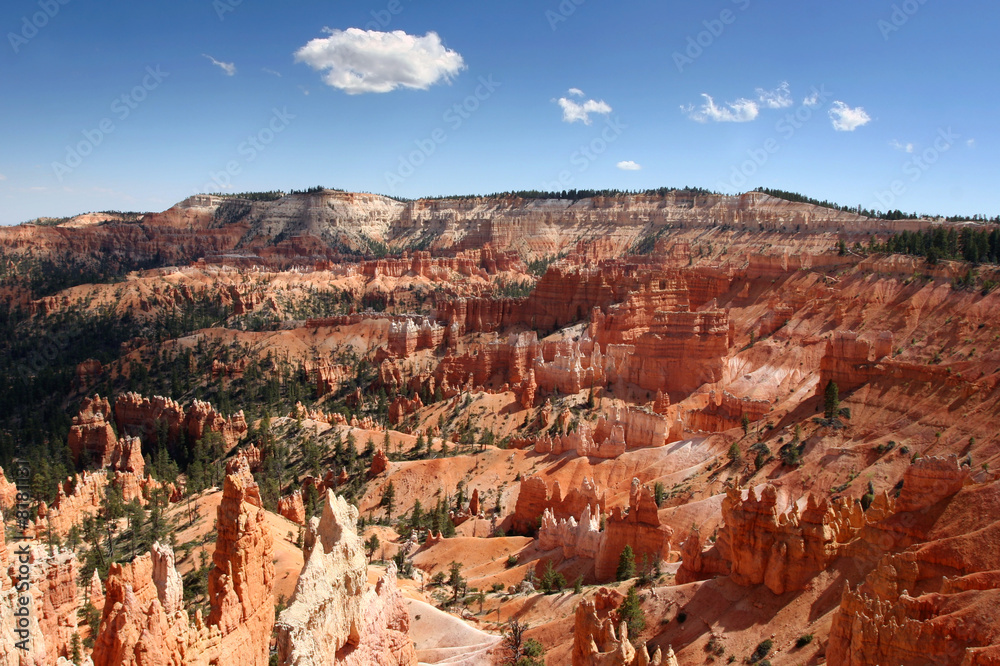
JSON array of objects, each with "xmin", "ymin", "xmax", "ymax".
[
  {"xmin": 275, "ymin": 490, "xmax": 416, "ymax": 666},
  {"xmin": 511, "ymin": 476, "xmax": 606, "ymax": 536},
  {"xmin": 717, "ymin": 485, "xmax": 870, "ymax": 595},
  {"xmin": 206, "ymin": 457, "xmax": 275, "ymax": 662},
  {"xmin": 681, "ymin": 484, "xmax": 874, "ymax": 595},
  {"xmin": 826, "ymin": 461, "xmax": 999, "ymax": 666},
  {"xmin": 67, "ymin": 395, "xmax": 116, "ymax": 466},
  {"xmin": 91, "ymin": 457, "xmax": 275, "ymax": 666},
  {"xmin": 594, "ymin": 480, "xmax": 674, "ymax": 582},
  {"xmin": 0, "ymin": 191, "xmax": 892, "ymax": 273},
  {"xmin": 114, "ymin": 392, "xmax": 247, "ymax": 452}
]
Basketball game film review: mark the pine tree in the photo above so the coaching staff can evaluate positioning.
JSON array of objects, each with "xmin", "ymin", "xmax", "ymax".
[
  {"xmin": 824, "ymin": 381, "xmax": 840, "ymax": 419},
  {"xmin": 616, "ymin": 544, "xmax": 636, "ymax": 581},
  {"xmin": 380, "ymin": 481, "xmax": 396, "ymax": 523},
  {"xmin": 617, "ymin": 585, "xmax": 646, "ymax": 639}
]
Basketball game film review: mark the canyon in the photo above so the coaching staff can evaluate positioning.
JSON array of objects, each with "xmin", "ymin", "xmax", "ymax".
[{"xmin": 1, "ymin": 189, "xmax": 998, "ymax": 665}]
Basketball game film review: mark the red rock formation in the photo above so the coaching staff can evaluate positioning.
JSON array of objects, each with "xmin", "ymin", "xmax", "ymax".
[
  {"xmin": 896, "ymin": 455, "xmax": 971, "ymax": 513},
  {"xmin": 827, "ymin": 476, "xmax": 1000, "ymax": 665},
  {"xmin": 389, "ymin": 395, "xmax": 423, "ymax": 425},
  {"xmin": 90, "ymin": 547, "xmax": 166, "ymax": 665},
  {"xmin": 369, "ymin": 449, "xmax": 389, "ymax": 477},
  {"xmin": 387, "ymin": 317, "xmax": 445, "ymax": 357},
  {"xmin": 511, "ymin": 476, "xmax": 606, "ymax": 535},
  {"xmin": 207, "ymin": 457, "xmax": 275, "ymax": 661},
  {"xmin": 187, "ymin": 399, "xmax": 248, "ymax": 451},
  {"xmin": 593, "ymin": 307, "xmax": 731, "ymax": 395},
  {"xmin": 114, "ymin": 392, "xmax": 247, "ymax": 452},
  {"xmin": 111, "ymin": 435, "xmax": 144, "ymax": 476},
  {"xmin": 468, "ymin": 488, "xmax": 480, "ymax": 516},
  {"xmin": 34, "ymin": 547, "xmax": 82, "ymax": 664},
  {"xmin": 227, "ymin": 283, "xmax": 263, "ymax": 315},
  {"xmin": 594, "ymin": 479, "xmax": 673, "ymax": 582},
  {"xmin": 279, "ymin": 490, "xmax": 307, "ymax": 525},
  {"xmin": 92, "ymin": 458, "xmax": 275, "ymax": 666},
  {"xmin": 40, "ymin": 471, "xmax": 107, "ymax": 537},
  {"xmin": 819, "ymin": 330, "xmax": 894, "ymax": 393},
  {"xmin": 682, "ymin": 390, "xmax": 772, "ymax": 433},
  {"xmin": 0, "ymin": 468, "xmax": 16, "ymax": 511},
  {"xmin": 87, "ymin": 569, "xmax": 105, "ymax": 612},
  {"xmin": 0, "ymin": 515, "xmax": 48, "ymax": 664},
  {"xmin": 67, "ymin": 394, "xmax": 117, "ymax": 466},
  {"xmin": 571, "ymin": 596, "xmax": 663, "ymax": 665},
  {"xmin": 718, "ymin": 484, "xmax": 869, "ymax": 595},
  {"xmin": 316, "ymin": 364, "xmax": 351, "ymax": 398}
]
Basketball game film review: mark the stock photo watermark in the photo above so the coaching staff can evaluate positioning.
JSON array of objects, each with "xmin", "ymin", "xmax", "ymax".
[
  {"xmin": 213, "ymin": 0, "xmax": 242, "ymax": 21},
  {"xmin": 541, "ymin": 116, "xmax": 627, "ymax": 191},
  {"xmin": 878, "ymin": 0, "xmax": 930, "ymax": 40},
  {"xmin": 51, "ymin": 66, "xmax": 169, "ymax": 182},
  {"xmin": 673, "ymin": 0, "xmax": 751, "ymax": 73},
  {"xmin": 717, "ymin": 85, "xmax": 832, "ymax": 193},
  {"xmin": 198, "ymin": 107, "xmax": 296, "ymax": 192},
  {"xmin": 363, "ymin": 0, "xmax": 414, "ymax": 32},
  {"xmin": 871, "ymin": 127, "xmax": 958, "ymax": 212},
  {"xmin": 384, "ymin": 75, "xmax": 501, "ymax": 191},
  {"xmin": 7, "ymin": 0, "xmax": 71, "ymax": 53},
  {"xmin": 11, "ymin": 460, "xmax": 33, "ymax": 652}
]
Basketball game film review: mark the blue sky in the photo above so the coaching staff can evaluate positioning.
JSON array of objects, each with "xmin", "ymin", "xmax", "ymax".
[{"xmin": 1, "ymin": 0, "xmax": 996, "ymax": 224}]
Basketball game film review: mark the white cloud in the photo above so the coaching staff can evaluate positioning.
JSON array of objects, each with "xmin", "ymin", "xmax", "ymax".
[
  {"xmin": 829, "ymin": 101, "xmax": 871, "ymax": 132},
  {"xmin": 616, "ymin": 161, "xmax": 642, "ymax": 171},
  {"xmin": 803, "ymin": 92, "xmax": 821, "ymax": 107},
  {"xmin": 967, "ymin": 138, "xmax": 976, "ymax": 148},
  {"xmin": 295, "ymin": 28, "xmax": 465, "ymax": 94},
  {"xmin": 890, "ymin": 139, "xmax": 914, "ymax": 153},
  {"xmin": 262, "ymin": 68, "xmax": 282, "ymax": 78},
  {"xmin": 203, "ymin": 54, "xmax": 236, "ymax": 76},
  {"xmin": 684, "ymin": 94, "xmax": 759, "ymax": 123},
  {"xmin": 756, "ymin": 81, "xmax": 793, "ymax": 109},
  {"xmin": 557, "ymin": 92, "xmax": 612, "ymax": 124}
]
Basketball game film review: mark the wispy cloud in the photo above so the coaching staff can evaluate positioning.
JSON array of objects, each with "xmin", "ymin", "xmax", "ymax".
[
  {"xmin": 756, "ymin": 81, "xmax": 793, "ymax": 109},
  {"xmin": 803, "ymin": 91, "xmax": 822, "ymax": 107},
  {"xmin": 295, "ymin": 28, "xmax": 465, "ymax": 94},
  {"xmin": 616, "ymin": 160, "xmax": 642, "ymax": 171},
  {"xmin": 967, "ymin": 138, "xmax": 976, "ymax": 148},
  {"xmin": 203, "ymin": 54, "xmax": 236, "ymax": 76},
  {"xmin": 262, "ymin": 68, "xmax": 282, "ymax": 78},
  {"xmin": 0, "ymin": 174, "xmax": 6, "ymax": 181},
  {"xmin": 829, "ymin": 101, "xmax": 871, "ymax": 132},
  {"xmin": 890, "ymin": 139, "xmax": 914, "ymax": 153},
  {"xmin": 683, "ymin": 94, "xmax": 759, "ymax": 123},
  {"xmin": 557, "ymin": 90, "xmax": 612, "ymax": 124}
]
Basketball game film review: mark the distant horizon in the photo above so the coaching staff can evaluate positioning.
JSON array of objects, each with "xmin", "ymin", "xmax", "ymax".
[
  {"xmin": 13, "ymin": 184, "xmax": 998, "ymax": 228},
  {"xmin": 3, "ymin": 1, "xmax": 997, "ymax": 226}
]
